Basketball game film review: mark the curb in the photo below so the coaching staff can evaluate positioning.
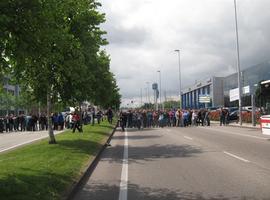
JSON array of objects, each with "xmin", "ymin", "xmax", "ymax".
[
  {"xmin": 225, "ymin": 124, "xmax": 260, "ymax": 130},
  {"xmin": 211, "ymin": 121, "xmax": 260, "ymax": 130},
  {"xmin": 64, "ymin": 124, "xmax": 118, "ymax": 200}
]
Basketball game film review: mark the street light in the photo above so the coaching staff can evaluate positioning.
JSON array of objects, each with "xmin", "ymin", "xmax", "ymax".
[
  {"xmin": 157, "ymin": 70, "xmax": 162, "ymax": 110},
  {"xmin": 233, "ymin": 0, "xmax": 242, "ymax": 125},
  {"xmin": 140, "ymin": 88, "xmax": 143, "ymax": 107},
  {"xmin": 174, "ymin": 49, "xmax": 182, "ymax": 109},
  {"xmin": 146, "ymin": 81, "xmax": 150, "ymax": 106}
]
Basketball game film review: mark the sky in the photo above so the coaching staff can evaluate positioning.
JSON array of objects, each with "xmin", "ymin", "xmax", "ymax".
[{"xmin": 99, "ymin": 0, "xmax": 270, "ymax": 107}]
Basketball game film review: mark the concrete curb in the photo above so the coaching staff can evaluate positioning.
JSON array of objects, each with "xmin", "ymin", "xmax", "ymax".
[
  {"xmin": 64, "ymin": 124, "xmax": 118, "ymax": 200},
  {"xmin": 211, "ymin": 121, "xmax": 260, "ymax": 130}
]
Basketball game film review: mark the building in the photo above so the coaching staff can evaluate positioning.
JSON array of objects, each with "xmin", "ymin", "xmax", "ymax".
[
  {"xmin": 181, "ymin": 61, "xmax": 270, "ymax": 109},
  {"xmin": 3, "ymin": 77, "xmax": 20, "ymax": 97},
  {"xmin": 181, "ymin": 77, "xmax": 224, "ymax": 109},
  {"xmin": 0, "ymin": 76, "xmax": 21, "ymax": 115},
  {"xmin": 223, "ymin": 62, "xmax": 270, "ymax": 107}
]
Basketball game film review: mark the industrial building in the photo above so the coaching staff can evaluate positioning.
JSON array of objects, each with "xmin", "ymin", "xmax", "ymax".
[{"xmin": 181, "ymin": 61, "xmax": 270, "ymax": 109}]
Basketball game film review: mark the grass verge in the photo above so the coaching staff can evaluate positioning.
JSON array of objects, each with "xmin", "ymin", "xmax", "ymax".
[{"xmin": 0, "ymin": 120, "xmax": 116, "ymax": 200}]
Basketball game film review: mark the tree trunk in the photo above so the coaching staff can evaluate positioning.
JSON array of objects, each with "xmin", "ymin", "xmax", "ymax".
[{"xmin": 47, "ymin": 92, "xmax": 56, "ymax": 144}]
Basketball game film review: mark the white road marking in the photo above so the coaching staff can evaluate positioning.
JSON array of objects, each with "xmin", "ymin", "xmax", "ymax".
[
  {"xmin": 202, "ymin": 127, "xmax": 269, "ymax": 140},
  {"xmin": 0, "ymin": 131, "xmax": 63, "ymax": 153},
  {"xmin": 119, "ymin": 129, "xmax": 128, "ymax": 200},
  {"xmin": 184, "ymin": 136, "xmax": 193, "ymax": 140},
  {"xmin": 166, "ymin": 129, "xmax": 172, "ymax": 132},
  {"xmin": 223, "ymin": 151, "xmax": 250, "ymax": 163}
]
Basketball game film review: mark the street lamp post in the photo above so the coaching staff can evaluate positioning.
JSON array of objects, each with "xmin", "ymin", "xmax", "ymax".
[
  {"xmin": 140, "ymin": 88, "xmax": 143, "ymax": 107},
  {"xmin": 144, "ymin": 87, "xmax": 148, "ymax": 106},
  {"xmin": 234, "ymin": 0, "xmax": 242, "ymax": 125},
  {"xmin": 252, "ymin": 84, "xmax": 258, "ymax": 127},
  {"xmin": 157, "ymin": 70, "xmax": 162, "ymax": 110},
  {"xmin": 146, "ymin": 82, "xmax": 150, "ymax": 107},
  {"xmin": 175, "ymin": 49, "xmax": 182, "ymax": 109}
]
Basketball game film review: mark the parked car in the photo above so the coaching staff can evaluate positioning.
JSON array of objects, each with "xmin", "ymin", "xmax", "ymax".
[{"xmin": 228, "ymin": 109, "xmax": 251, "ymax": 122}]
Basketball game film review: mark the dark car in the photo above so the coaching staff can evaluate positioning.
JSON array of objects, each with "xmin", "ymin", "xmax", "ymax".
[{"xmin": 228, "ymin": 109, "xmax": 251, "ymax": 122}]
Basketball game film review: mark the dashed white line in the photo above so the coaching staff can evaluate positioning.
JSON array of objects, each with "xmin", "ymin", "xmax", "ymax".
[
  {"xmin": 223, "ymin": 151, "xmax": 250, "ymax": 163},
  {"xmin": 119, "ymin": 129, "xmax": 128, "ymax": 200},
  {"xmin": 184, "ymin": 136, "xmax": 193, "ymax": 140}
]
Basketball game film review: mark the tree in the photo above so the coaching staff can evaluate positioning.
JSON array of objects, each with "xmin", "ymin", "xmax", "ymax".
[
  {"xmin": 0, "ymin": 0, "xmax": 120, "ymax": 143},
  {"xmin": 163, "ymin": 100, "xmax": 181, "ymax": 109},
  {"xmin": 0, "ymin": 89, "xmax": 15, "ymax": 115}
]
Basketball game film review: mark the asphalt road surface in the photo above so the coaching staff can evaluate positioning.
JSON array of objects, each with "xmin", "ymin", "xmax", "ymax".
[
  {"xmin": 73, "ymin": 125, "xmax": 270, "ymax": 200},
  {"xmin": 0, "ymin": 130, "xmax": 64, "ymax": 153}
]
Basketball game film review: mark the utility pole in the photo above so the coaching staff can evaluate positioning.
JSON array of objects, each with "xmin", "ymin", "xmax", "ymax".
[
  {"xmin": 157, "ymin": 70, "xmax": 162, "ymax": 110},
  {"xmin": 234, "ymin": 0, "xmax": 242, "ymax": 125},
  {"xmin": 175, "ymin": 49, "xmax": 182, "ymax": 109}
]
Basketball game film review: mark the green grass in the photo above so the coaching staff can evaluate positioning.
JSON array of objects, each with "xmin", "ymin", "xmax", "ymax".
[{"xmin": 0, "ymin": 121, "xmax": 116, "ymax": 200}]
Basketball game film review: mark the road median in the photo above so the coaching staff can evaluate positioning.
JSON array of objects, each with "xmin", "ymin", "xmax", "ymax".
[{"xmin": 0, "ymin": 120, "xmax": 117, "ymax": 200}]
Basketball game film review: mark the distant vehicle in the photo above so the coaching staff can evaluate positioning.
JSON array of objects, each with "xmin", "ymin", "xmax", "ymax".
[
  {"xmin": 242, "ymin": 106, "xmax": 260, "ymax": 112},
  {"xmin": 63, "ymin": 107, "xmax": 75, "ymax": 114},
  {"xmin": 228, "ymin": 109, "xmax": 251, "ymax": 122},
  {"xmin": 226, "ymin": 107, "xmax": 238, "ymax": 113},
  {"xmin": 243, "ymin": 106, "xmax": 252, "ymax": 111},
  {"xmin": 209, "ymin": 107, "xmax": 219, "ymax": 111}
]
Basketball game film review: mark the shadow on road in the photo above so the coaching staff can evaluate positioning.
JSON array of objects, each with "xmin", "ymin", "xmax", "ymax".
[
  {"xmin": 74, "ymin": 182, "xmax": 247, "ymax": 200},
  {"xmin": 103, "ymin": 144, "xmax": 203, "ymax": 164}
]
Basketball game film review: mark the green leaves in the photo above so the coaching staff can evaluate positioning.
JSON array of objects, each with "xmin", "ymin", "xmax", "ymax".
[{"xmin": 0, "ymin": 0, "xmax": 121, "ymax": 110}]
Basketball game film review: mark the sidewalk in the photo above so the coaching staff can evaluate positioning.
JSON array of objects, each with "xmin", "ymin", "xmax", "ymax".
[
  {"xmin": 0, "ymin": 129, "xmax": 65, "ymax": 153},
  {"xmin": 211, "ymin": 121, "xmax": 261, "ymax": 129}
]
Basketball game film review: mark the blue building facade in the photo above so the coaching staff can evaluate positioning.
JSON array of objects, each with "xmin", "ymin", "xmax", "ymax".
[
  {"xmin": 181, "ymin": 77, "xmax": 224, "ymax": 109},
  {"xmin": 181, "ymin": 61, "xmax": 270, "ymax": 109}
]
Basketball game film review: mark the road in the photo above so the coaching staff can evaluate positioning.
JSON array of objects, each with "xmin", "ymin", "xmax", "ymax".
[
  {"xmin": 0, "ymin": 130, "xmax": 64, "ymax": 153},
  {"xmin": 72, "ymin": 125, "xmax": 270, "ymax": 200}
]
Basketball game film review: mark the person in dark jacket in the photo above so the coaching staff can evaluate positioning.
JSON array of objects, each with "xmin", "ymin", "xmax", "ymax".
[
  {"xmin": 96, "ymin": 110, "xmax": 102, "ymax": 124},
  {"xmin": 53, "ymin": 113, "xmax": 58, "ymax": 130},
  {"xmin": 58, "ymin": 113, "xmax": 64, "ymax": 130},
  {"xmin": 107, "ymin": 108, "xmax": 113, "ymax": 124},
  {"xmin": 0, "ymin": 117, "xmax": 4, "ymax": 133},
  {"xmin": 119, "ymin": 112, "xmax": 127, "ymax": 131}
]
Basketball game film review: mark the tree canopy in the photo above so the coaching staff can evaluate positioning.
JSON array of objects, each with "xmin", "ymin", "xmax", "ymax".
[
  {"xmin": 0, "ymin": 0, "xmax": 120, "ymax": 108},
  {"xmin": 0, "ymin": 0, "xmax": 121, "ymax": 143}
]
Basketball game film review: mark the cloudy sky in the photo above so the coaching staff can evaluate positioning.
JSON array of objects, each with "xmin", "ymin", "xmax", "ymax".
[{"xmin": 99, "ymin": 0, "xmax": 270, "ymax": 106}]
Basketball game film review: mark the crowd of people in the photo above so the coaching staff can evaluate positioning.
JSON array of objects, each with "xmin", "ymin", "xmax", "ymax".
[
  {"xmin": 119, "ymin": 109, "xmax": 211, "ymax": 131},
  {"xmin": 0, "ymin": 107, "xmax": 112, "ymax": 133}
]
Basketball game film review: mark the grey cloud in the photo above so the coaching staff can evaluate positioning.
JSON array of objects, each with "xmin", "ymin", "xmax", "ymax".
[
  {"xmin": 100, "ymin": 0, "xmax": 270, "ymax": 103},
  {"xmin": 107, "ymin": 25, "xmax": 150, "ymax": 46}
]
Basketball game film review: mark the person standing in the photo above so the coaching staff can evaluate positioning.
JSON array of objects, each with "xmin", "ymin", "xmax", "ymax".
[
  {"xmin": 127, "ymin": 111, "xmax": 133, "ymax": 128},
  {"xmin": 192, "ymin": 110, "xmax": 198, "ymax": 126},
  {"xmin": 107, "ymin": 108, "xmax": 113, "ymax": 124},
  {"xmin": 72, "ymin": 112, "xmax": 82, "ymax": 133},
  {"xmin": 96, "ymin": 110, "xmax": 102, "ymax": 124},
  {"xmin": 0, "ymin": 117, "xmax": 4, "ymax": 133},
  {"xmin": 219, "ymin": 108, "xmax": 225, "ymax": 126},
  {"xmin": 58, "ymin": 112, "xmax": 64, "ymax": 130},
  {"xmin": 4, "ymin": 115, "xmax": 10, "ymax": 132},
  {"xmin": 91, "ymin": 107, "xmax": 96, "ymax": 126},
  {"xmin": 19, "ymin": 114, "xmax": 26, "ymax": 131},
  {"xmin": 119, "ymin": 112, "xmax": 127, "ymax": 131},
  {"xmin": 40, "ymin": 113, "xmax": 47, "ymax": 130},
  {"xmin": 52, "ymin": 113, "xmax": 58, "ymax": 130},
  {"xmin": 204, "ymin": 109, "xmax": 210, "ymax": 126}
]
